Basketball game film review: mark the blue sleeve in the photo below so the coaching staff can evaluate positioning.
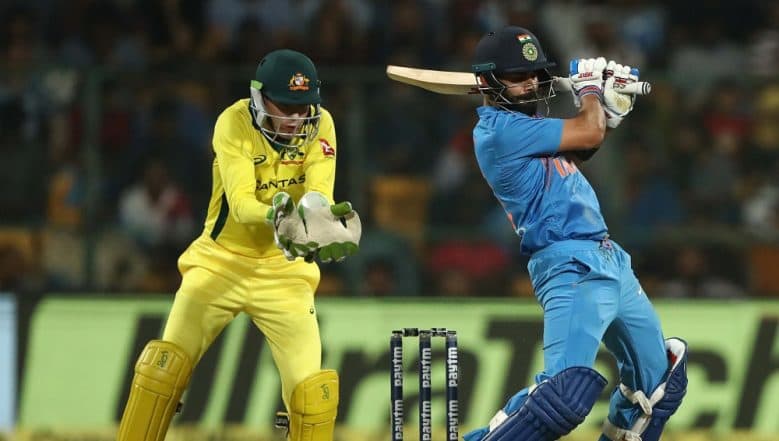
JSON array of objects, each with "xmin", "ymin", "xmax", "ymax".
[{"xmin": 496, "ymin": 115, "xmax": 563, "ymax": 158}]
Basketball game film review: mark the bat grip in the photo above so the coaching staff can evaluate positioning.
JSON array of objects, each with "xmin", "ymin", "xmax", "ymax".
[{"xmin": 553, "ymin": 77, "xmax": 651, "ymax": 95}]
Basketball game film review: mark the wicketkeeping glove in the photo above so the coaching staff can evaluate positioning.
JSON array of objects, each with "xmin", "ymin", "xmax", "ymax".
[
  {"xmin": 266, "ymin": 192, "xmax": 317, "ymax": 261},
  {"xmin": 569, "ymin": 57, "xmax": 607, "ymax": 108},
  {"xmin": 298, "ymin": 192, "xmax": 362, "ymax": 263},
  {"xmin": 603, "ymin": 60, "xmax": 639, "ymax": 128},
  {"xmin": 266, "ymin": 192, "xmax": 293, "ymax": 227}
]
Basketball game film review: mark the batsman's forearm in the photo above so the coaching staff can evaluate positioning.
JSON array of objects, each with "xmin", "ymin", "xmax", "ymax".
[
  {"xmin": 580, "ymin": 95, "xmax": 606, "ymax": 133},
  {"xmin": 576, "ymin": 95, "xmax": 606, "ymax": 147}
]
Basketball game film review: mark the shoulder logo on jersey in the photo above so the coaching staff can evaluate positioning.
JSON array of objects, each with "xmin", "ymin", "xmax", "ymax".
[
  {"xmin": 253, "ymin": 155, "xmax": 267, "ymax": 165},
  {"xmin": 320, "ymin": 139, "xmax": 335, "ymax": 157},
  {"xmin": 280, "ymin": 147, "xmax": 305, "ymax": 165},
  {"xmin": 289, "ymin": 73, "xmax": 310, "ymax": 91}
]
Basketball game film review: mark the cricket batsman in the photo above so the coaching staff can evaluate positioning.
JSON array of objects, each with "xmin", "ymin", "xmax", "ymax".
[
  {"xmin": 460, "ymin": 27, "xmax": 688, "ymax": 441},
  {"xmin": 116, "ymin": 49, "xmax": 361, "ymax": 441}
]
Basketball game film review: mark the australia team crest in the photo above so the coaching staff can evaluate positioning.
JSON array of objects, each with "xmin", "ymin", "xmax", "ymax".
[{"xmin": 289, "ymin": 73, "xmax": 311, "ymax": 91}]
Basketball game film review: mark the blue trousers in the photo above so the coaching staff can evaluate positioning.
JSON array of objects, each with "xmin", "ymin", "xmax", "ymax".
[{"xmin": 507, "ymin": 239, "xmax": 668, "ymax": 432}]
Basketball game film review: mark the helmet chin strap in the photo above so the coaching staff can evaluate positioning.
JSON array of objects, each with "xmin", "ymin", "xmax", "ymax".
[
  {"xmin": 501, "ymin": 101, "xmax": 538, "ymax": 116},
  {"xmin": 504, "ymin": 87, "xmax": 554, "ymax": 116},
  {"xmin": 494, "ymin": 88, "xmax": 550, "ymax": 116}
]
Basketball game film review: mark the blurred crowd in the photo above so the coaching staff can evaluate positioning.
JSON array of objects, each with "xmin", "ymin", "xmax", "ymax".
[{"xmin": 1, "ymin": 0, "xmax": 779, "ymax": 298}]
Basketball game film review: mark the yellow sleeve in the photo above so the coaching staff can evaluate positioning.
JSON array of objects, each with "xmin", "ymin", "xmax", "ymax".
[
  {"xmin": 304, "ymin": 109, "xmax": 337, "ymax": 204},
  {"xmin": 213, "ymin": 111, "xmax": 270, "ymax": 225}
]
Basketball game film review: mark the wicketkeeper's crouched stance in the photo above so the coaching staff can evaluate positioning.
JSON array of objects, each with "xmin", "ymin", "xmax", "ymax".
[{"xmin": 116, "ymin": 49, "xmax": 361, "ymax": 441}]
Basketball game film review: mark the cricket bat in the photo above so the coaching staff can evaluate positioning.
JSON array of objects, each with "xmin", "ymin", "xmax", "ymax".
[{"xmin": 385, "ymin": 65, "xmax": 652, "ymax": 96}]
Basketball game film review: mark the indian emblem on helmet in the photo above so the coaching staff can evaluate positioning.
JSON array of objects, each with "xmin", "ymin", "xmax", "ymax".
[{"xmin": 522, "ymin": 43, "xmax": 538, "ymax": 61}]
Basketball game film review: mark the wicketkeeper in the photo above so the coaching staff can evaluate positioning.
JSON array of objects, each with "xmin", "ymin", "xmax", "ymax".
[{"xmin": 116, "ymin": 49, "xmax": 361, "ymax": 441}]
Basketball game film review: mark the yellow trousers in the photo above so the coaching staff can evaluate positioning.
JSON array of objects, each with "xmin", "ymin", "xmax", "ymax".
[{"xmin": 162, "ymin": 235, "xmax": 322, "ymax": 409}]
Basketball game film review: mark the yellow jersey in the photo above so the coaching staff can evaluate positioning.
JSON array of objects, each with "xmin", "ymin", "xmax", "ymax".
[{"xmin": 201, "ymin": 98, "xmax": 337, "ymax": 257}]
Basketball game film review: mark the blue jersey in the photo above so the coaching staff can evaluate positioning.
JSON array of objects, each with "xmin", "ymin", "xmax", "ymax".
[{"xmin": 473, "ymin": 106, "xmax": 608, "ymax": 255}]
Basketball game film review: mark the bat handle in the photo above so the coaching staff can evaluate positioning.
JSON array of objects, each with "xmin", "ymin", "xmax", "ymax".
[{"xmin": 553, "ymin": 77, "xmax": 652, "ymax": 96}]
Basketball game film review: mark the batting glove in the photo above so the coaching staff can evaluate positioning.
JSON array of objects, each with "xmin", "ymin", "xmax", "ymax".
[
  {"xmin": 603, "ymin": 60, "xmax": 639, "ymax": 128},
  {"xmin": 569, "ymin": 57, "xmax": 607, "ymax": 107}
]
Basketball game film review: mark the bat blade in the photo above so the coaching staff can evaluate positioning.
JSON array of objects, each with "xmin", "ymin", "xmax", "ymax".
[{"xmin": 386, "ymin": 65, "xmax": 480, "ymax": 95}]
